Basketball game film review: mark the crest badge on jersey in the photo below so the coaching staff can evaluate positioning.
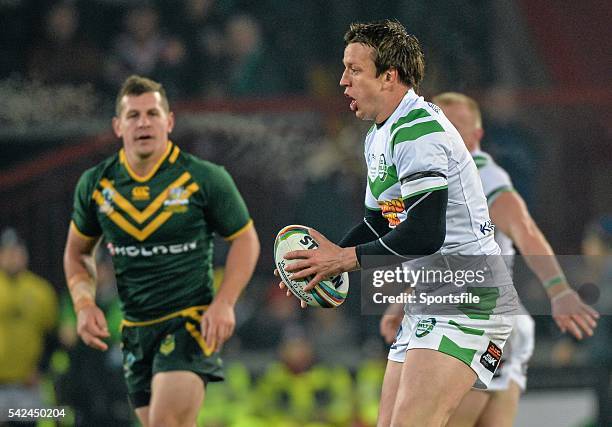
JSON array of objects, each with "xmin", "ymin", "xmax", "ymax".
[
  {"xmin": 378, "ymin": 154, "xmax": 389, "ymax": 181},
  {"xmin": 160, "ymin": 334, "xmax": 176, "ymax": 355},
  {"xmin": 163, "ymin": 186, "xmax": 189, "ymax": 213},
  {"xmin": 99, "ymin": 188, "xmax": 115, "ymax": 214}
]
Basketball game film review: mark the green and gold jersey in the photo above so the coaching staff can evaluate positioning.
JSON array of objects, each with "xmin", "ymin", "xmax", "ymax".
[{"xmin": 71, "ymin": 142, "xmax": 251, "ymax": 321}]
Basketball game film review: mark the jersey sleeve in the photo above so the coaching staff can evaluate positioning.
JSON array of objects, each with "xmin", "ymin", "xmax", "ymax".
[
  {"xmin": 479, "ymin": 162, "xmax": 514, "ymax": 206},
  {"xmin": 391, "ymin": 126, "xmax": 449, "ymax": 199},
  {"xmin": 71, "ymin": 168, "xmax": 102, "ymax": 239},
  {"xmin": 202, "ymin": 165, "xmax": 251, "ymax": 240}
]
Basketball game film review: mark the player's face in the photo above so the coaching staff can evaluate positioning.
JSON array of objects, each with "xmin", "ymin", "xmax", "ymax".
[
  {"xmin": 340, "ymin": 43, "xmax": 386, "ymax": 122},
  {"xmin": 440, "ymin": 102, "xmax": 482, "ymax": 150},
  {"xmin": 113, "ymin": 92, "xmax": 174, "ymax": 160}
]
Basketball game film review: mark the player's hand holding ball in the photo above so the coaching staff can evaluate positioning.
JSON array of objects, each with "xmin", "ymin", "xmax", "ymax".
[{"xmin": 274, "ymin": 225, "xmax": 354, "ymax": 308}]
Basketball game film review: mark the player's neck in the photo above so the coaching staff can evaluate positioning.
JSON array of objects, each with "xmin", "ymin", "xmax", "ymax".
[
  {"xmin": 375, "ymin": 87, "xmax": 409, "ymax": 125},
  {"xmin": 124, "ymin": 142, "xmax": 169, "ymax": 178}
]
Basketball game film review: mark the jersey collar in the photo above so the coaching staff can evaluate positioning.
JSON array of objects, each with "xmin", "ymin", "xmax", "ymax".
[{"xmin": 119, "ymin": 140, "xmax": 180, "ymax": 183}]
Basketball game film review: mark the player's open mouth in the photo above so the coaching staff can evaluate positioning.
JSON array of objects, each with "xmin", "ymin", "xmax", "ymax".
[
  {"xmin": 136, "ymin": 135, "xmax": 153, "ymax": 141},
  {"xmin": 347, "ymin": 96, "xmax": 358, "ymax": 112}
]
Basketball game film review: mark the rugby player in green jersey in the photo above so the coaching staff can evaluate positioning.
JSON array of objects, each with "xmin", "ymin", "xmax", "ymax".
[{"xmin": 63, "ymin": 75, "xmax": 260, "ymax": 427}]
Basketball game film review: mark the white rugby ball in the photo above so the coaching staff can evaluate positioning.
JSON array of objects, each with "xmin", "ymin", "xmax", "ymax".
[{"xmin": 274, "ymin": 225, "xmax": 349, "ymax": 307}]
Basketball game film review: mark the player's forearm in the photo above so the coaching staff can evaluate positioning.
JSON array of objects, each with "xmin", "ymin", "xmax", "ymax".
[
  {"xmin": 63, "ymin": 251, "xmax": 97, "ymax": 312},
  {"xmin": 512, "ymin": 218, "xmax": 569, "ymax": 296},
  {"xmin": 63, "ymin": 227, "xmax": 100, "ymax": 312},
  {"xmin": 215, "ymin": 226, "xmax": 260, "ymax": 306}
]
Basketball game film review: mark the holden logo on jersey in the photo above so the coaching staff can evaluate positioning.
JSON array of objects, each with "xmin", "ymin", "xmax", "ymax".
[
  {"xmin": 378, "ymin": 154, "xmax": 389, "ymax": 181},
  {"xmin": 160, "ymin": 334, "xmax": 175, "ymax": 355},
  {"xmin": 106, "ymin": 241, "xmax": 197, "ymax": 257},
  {"xmin": 378, "ymin": 198, "xmax": 405, "ymax": 227},
  {"xmin": 163, "ymin": 186, "xmax": 190, "ymax": 213},
  {"xmin": 415, "ymin": 317, "xmax": 436, "ymax": 338},
  {"xmin": 99, "ymin": 188, "xmax": 114, "ymax": 214},
  {"xmin": 131, "ymin": 186, "xmax": 150, "ymax": 201}
]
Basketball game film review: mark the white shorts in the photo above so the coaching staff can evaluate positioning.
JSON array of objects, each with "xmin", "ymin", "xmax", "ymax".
[
  {"xmin": 388, "ymin": 313, "xmax": 513, "ymax": 389},
  {"xmin": 487, "ymin": 314, "xmax": 535, "ymax": 392}
]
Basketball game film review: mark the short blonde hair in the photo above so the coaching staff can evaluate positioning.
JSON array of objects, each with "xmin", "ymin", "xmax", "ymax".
[{"xmin": 432, "ymin": 92, "xmax": 482, "ymax": 129}]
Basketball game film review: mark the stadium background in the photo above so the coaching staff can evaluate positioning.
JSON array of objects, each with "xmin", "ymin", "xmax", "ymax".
[{"xmin": 0, "ymin": 0, "xmax": 610, "ymax": 426}]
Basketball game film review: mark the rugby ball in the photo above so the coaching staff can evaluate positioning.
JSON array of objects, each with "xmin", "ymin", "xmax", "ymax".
[{"xmin": 274, "ymin": 225, "xmax": 349, "ymax": 307}]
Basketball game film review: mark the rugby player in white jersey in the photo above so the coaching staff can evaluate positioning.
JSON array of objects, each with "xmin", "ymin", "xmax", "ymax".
[
  {"xmin": 380, "ymin": 92, "xmax": 599, "ymax": 426},
  {"xmin": 279, "ymin": 20, "xmax": 519, "ymax": 426}
]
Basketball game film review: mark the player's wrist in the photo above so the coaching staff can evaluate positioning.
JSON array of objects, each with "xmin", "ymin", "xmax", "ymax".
[
  {"xmin": 68, "ymin": 274, "xmax": 96, "ymax": 314},
  {"xmin": 341, "ymin": 247, "xmax": 360, "ymax": 272},
  {"xmin": 542, "ymin": 274, "xmax": 570, "ymax": 298}
]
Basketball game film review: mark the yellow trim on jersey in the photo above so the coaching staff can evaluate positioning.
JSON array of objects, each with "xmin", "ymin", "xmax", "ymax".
[
  {"xmin": 223, "ymin": 219, "xmax": 254, "ymax": 241},
  {"xmin": 169, "ymin": 145, "xmax": 181, "ymax": 163},
  {"xmin": 99, "ymin": 172, "xmax": 191, "ymax": 224},
  {"xmin": 93, "ymin": 182, "xmax": 200, "ymax": 241},
  {"xmin": 70, "ymin": 221, "xmax": 98, "ymax": 241},
  {"xmin": 185, "ymin": 322, "xmax": 215, "ymax": 356},
  {"xmin": 119, "ymin": 141, "xmax": 173, "ymax": 183},
  {"xmin": 120, "ymin": 304, "xmax": 209, "ymax": 327}
]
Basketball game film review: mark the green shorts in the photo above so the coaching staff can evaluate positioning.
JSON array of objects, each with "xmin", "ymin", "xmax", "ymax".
[{"xmin": 120, "ymin": 305, "xmax": 224, "ymax": 408}]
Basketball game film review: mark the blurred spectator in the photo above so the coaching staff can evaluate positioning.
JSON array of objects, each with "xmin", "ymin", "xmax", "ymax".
[
  {"xmin": 224, "ymin": 14, "xmax": 287, "ymax": 97},
  {"xmin": 0, "ymin": 228, "xmax": 58, "ymax": 426},
  {"xmin": 27, "ymin": 2, "xmax": 102, "ymax": 87},
  {"xmin": 583, "ymin": 216, "xmax": 612, "ymax": 367},
  {"xmin": 55, "ymin": 249, "xmax": 131, "ymax": 426},
  {"xmin": 481, "ymin": 87, "xmax": 539, "ymax": 206},
  {"xmin": 173, "ymin": 0, "xmax": 229, "ymax": 97},
  {"xmin": 105, "ymin": 3, "xmax": 189, "ymax": 98}
]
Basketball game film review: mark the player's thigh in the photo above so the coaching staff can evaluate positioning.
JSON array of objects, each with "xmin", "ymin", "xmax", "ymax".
[
  {"xmin": 390, "ymin": 348, "xmax": 477, "ymax": 427},
  {"xmin": 475, "ymin": 380, "xmax": 521, "ymax": 427},
  {"xmin": 377, "ymin": 360, "xmax": 404, "ymax": 427},
  {"xmin": 446, "ymin": 390, "xmax": 490, "ymax": 427},
  {"xmin": 148, "ymin": 371, "xmax": 205, "ymax": 427}
]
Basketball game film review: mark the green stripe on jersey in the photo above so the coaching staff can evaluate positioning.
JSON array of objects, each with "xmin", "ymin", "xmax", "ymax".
[
  {"xmin": 402, "ymin": 184, "xmax": 448, "ymax": 200},
  {"xmin": 458, "ymin": 287, "xmax": 499, "ymax": 320},
  {"xmin": 368, "ymin": 164, "xmax": 398, "ymax": 199},
  {"xmin": 473, "ymin": 155, "xmax": 488, "ymax": 169},
  {"xmin": 486, "ymin": 186, "xmax": 514, "ymax": 203},
  {"xmin": 390, "ymin": 108, "xmax": 432, "ymax": 133},
  {"xmin": 366, "ymin": 124, "xmax": 376, "ymax": 136},
  {"xmin": 392, "ymin": 120, "xmax": 445, "ymax": 148}
]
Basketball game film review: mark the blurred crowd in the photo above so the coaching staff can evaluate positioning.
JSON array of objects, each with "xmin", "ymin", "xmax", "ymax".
[{"xmin": 1, "ymin": 0, "xmax": 501, "ymax": 102}]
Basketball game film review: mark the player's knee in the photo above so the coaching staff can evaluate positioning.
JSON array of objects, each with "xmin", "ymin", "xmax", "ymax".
[
  {"xmin": 149, "ymin": 408, "xmax": 192, "ymax": 427},
  {"xmin": 392, "ymin": 395, "xmax": 457, "ymax": 427}
]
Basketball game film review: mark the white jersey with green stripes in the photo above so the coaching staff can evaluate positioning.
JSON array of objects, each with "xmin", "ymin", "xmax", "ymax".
[
  {"xmin": 472, "ymin": 150, "xmax": 515, "ymax": 257},
  {"xmin": 364, "ymin": 89, "xmax": 499, "ymax": 256}
]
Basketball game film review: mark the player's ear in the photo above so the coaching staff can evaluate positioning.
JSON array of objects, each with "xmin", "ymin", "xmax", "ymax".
[
  {"xmin": 475, "ymin": 127, "xmax": 484, "ymax": 142},
  {"xmin": 167, "ymin": 111, "xmax": 175, "ymax": 133},
  {"xmin": 112, "ymin": 117, "xmax": 122, "ymax": 138}
]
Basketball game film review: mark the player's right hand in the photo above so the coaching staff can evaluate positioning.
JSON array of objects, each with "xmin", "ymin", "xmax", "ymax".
[
  {"xmin": 380, "ymin": 313, "xmax": 403, "ymax": 344},
  {"xmin": 77, "ymin": 304, "xmax": 110, "ymax": 351},
  {"xmin": 274, "ymin": 268, "xmax": 307, "ymax": 309}
]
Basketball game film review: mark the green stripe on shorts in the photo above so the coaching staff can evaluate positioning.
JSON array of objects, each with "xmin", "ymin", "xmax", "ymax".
[
  {"xmin": 438, "ymin": 335, "xmax": 477, "ymax": 367},
  {"xmin": 448, "ymin": 319, "xmax": 485, "ymax": 336}
]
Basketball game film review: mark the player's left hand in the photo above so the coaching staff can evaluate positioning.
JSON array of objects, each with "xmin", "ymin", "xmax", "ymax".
[
  {"xmin": 201, "ymin": 299, "xmax": 236, "ymax": 352},
  {"xmin": 274, "ymin": 268, "xmax": 308, "ymax": 309},
  {"xmin": 551, "ymin": 289, "xmax": 599, "ymax": 340},
  {"xmin": 283, "ymin": 228, "xmax": 357, "ymax": 291}
]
